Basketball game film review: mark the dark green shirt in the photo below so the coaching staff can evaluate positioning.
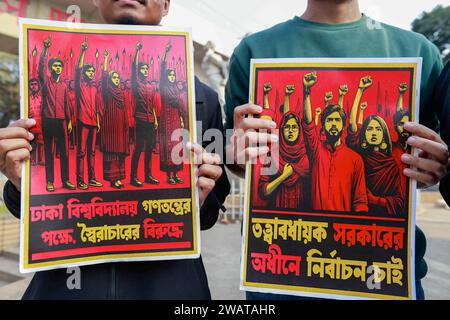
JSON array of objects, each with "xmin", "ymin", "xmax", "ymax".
[{"xmin": 225, "ymin": 14, "xmax": 443, "ymax": 281}]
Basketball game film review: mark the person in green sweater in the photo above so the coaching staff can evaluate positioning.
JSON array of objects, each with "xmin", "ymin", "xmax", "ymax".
[{"xmin": 225, "ymin": 0, "xmax": 449, "ymax": 300}]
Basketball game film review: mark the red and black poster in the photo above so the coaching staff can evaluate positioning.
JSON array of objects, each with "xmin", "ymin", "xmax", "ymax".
[
  {"xmin": 241, "ymin": 58, "xmax": 422, "ymax": 299},
  {"xmin": 19, "ymin": 19, "xmax": 200, "ymax": 272}
]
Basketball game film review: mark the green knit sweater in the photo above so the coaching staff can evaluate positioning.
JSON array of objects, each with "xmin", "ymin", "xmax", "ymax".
[{"xmin": 225, "ymin": 14, "xmax": 443, "ymax": 281}]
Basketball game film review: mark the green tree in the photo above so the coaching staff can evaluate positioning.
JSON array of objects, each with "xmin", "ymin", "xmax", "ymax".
[{"xmin": 412, "ymin": 5, "xmax": 450, "ymax": 63}]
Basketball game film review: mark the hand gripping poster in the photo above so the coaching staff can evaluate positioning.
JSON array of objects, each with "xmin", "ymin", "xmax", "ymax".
[
  {"xmin": 19, "ymin": 19, "xmax": 199, "ymax": 273},
  {"xmin": 241, "ymin": 58, "xmax": 422, "ymax": 299}
]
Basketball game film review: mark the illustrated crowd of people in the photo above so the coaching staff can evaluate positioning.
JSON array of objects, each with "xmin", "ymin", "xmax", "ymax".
[
  {"xmin": 28, "ymin": 37, "xmax": 188, "ymax": 191},
  {"xmin": 258, "ymin": 72, "xmax": 411, "ymax": 216}
]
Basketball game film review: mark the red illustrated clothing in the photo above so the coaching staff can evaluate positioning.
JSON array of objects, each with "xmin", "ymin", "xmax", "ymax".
[
  {"xmin": 252, "ymin": 162, "xmax": 269, "ymax": 208},
  {"xmin": 302, "ymin": 121, "xmax": 368, "ymax": 212},
  {"xmin": 29, "ymin": 92, "xmax": 42, "ymax": 135},
  {"xmin": 159, "ymin": 85, "xmax": 184, "ymax": 172},
  {"xmin": 76, "ymin": 68, "xmax": 98, "ymax": 126},
  {"xmin": 159, "ymin": 61, "xmax": 185, "ymax": 173},
  {"xmin": 259, "ymin": 112, "xmax": 310, "ymax": 209},
  {"xmin": 153, "ymin": 89, "xmax": 162, "ymax": 117},
  {"xmin": 124, "ymin": 87, "xmax": 136, "ymax": 127},
  {"xmin": 258, "ymin": 157, "xmax": 310, "ymax": 209},
  {"xmin": 392, "ymin": 141, "xmax": 408, "ymax": 196},
  {"xmin": 347, "ymin": 130, "xmax": 405, "ymax": 215},
  {"xmin": 132, "ymin": 63, "xmax": 156, "ymax": 123},
  {"xmin": 39, "ymin": 54, "xmax": 72, "ymax": 121},
  {"xmin": 66, "ymin": 84, "xmax": 77, "ymax": 125},
  {"xmin": 99, "ymin": 71, "xmax": 129, "ymax": 155}
]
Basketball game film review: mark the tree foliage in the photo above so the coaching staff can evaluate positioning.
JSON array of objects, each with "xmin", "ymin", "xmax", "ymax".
[{"xmin": 412, "ymin": 5, "xmax": 450, "ymax": 63}]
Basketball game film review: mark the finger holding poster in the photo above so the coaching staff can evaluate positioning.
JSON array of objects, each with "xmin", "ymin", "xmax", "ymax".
[
  {"xmin": 241, "ymin": 58, "xmax": 421, "ymax": 299},
  {"xmin": 19, "ymin": 19, "xmax": 200, "ymax": 273}
]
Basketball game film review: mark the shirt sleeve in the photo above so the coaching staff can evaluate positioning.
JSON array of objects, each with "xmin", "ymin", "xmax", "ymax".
[
  {"xmin": 224, "ymin": 39, "xmax": 252, "ymax": 131},
  {"xmin": 296, "ymin": 153, "xmax": 310, "ymax": 179},
  {"xmin": 419, "ymin": 42, "xmax": 444, "ymax": 132},
  {"xmin": 346, "ymin": 126, "xmax": 360, "ymax": 150},
  {"xmin": 75, "ymin": 67, "xmax": 82, "ymax": 91},
  {"xmin": 433, "ymin": 62, "xmax": 450, "ymax": 147},
  {"xmin": 3, "ymin": 180, "xmax": 21, "ymax": 219},
  {"xmin": 65, "ymin": 86, "xmax": 74, "ymax": 122},
  {"xmin": 97, "ymin": 87, "xmax": 105, "ymax": 119},
  {"xmin": 154, "ymin": 91, "xmax": 162, "ymax": 117},
  {"xmin": 38, "ymin": 53, "xmax": 47, "ymax": 85},
  {"xmin": 301, "ymin": 120, "xmax": 320, "ymax": 157},
  {"xmin": 433, "ymin": 63, "xmax": 450, "ymax": 205},
  {"xmin": 131, "ymin": 56, "xmax": 138, "ymax": 91},
  {"xmin": 198, "ymin": 82, "xmax": 231, "ymax": 231}
]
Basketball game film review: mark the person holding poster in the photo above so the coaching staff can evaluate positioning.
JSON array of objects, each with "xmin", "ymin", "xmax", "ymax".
[
  {"xmin": 0, "ymin": 0, "xmax": 230, "ymax": 300},
  {"xmin": 99, "ymin": 48, "xmax": 130, "ymax": 189},
  {"xmin": 225, "ymin": 0, "xmax": 447, "ymax": 300},
  {"xmin": 75, "ymin": 37, "xmax": 103, "ymax": 190}
]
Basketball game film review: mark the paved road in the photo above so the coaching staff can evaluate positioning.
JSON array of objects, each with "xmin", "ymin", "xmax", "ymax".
[{"xmin": 202, "ymin": 221, "xmax": 245, "ymax": 300}]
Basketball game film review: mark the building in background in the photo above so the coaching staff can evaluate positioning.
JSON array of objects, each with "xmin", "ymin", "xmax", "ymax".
[{"xmin": 0, "ymin": 0, "xmax": 230, "ymax": 73}]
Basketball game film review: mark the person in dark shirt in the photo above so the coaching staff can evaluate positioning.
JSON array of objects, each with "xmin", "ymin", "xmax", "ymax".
[
  {"xmin": 434, "ymin": 62, "xmax": 450, "ymax": 205},
  {"xmin": 99, "ymin": 49, "xmax": 130, "ymax": 189},
  {"xmin": 0, "ymin": 0, "xmax": 230, "ymax": 300}
]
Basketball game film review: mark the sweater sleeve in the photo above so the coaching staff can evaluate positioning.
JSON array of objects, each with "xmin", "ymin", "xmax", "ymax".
[
  {"xmin": 419, "ymin": 42, "xmax": 444, "ymax": 132},
  {"xmin": 3, "ymin": 180, "xmax": 21, "ymax": 219},
  {"xmin": 224, "ymin": 39, "xmax": 252, "ymax": 131},
  {"xmin": 435, "ymin": 63, "xmax": 450, "ymax": 205},
  {"xmin": 197, "ymin": 80, "xmax": 231, "ymax": 231}
]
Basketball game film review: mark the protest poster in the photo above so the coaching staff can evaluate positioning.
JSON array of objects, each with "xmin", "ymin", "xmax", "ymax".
[
  {"xmin": 19, "ymin": 18, "xmax": 199, "ymax": 273},
  {"xmin": 241, "ymin": 58, "xmax": 422, "ymax": 299}
]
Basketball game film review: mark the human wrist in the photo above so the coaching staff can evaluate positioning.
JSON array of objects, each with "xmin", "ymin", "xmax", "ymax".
[{"xmin": 303, "ymin": 87, "xmax": 310, "ymax": 95}]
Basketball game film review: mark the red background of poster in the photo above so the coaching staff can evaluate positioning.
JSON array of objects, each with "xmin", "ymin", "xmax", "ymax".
[
  {"xmin": 27, "ymin": 30, "xmax": 189, "ymax": 81},
  {"xmin": 252, "ymin": 68, "xmax": 412, "ymax": 209}
]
